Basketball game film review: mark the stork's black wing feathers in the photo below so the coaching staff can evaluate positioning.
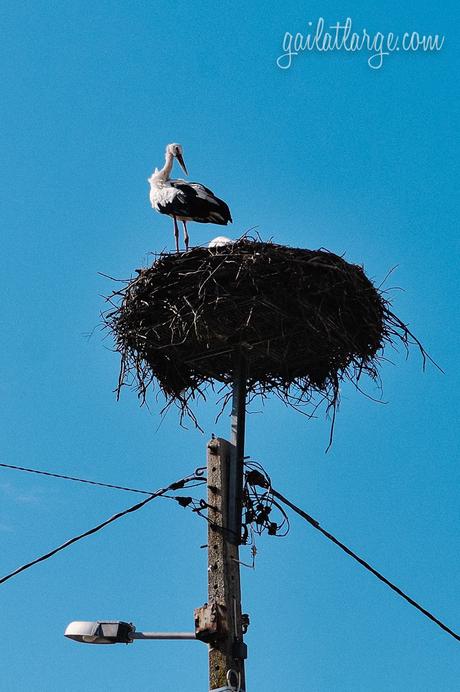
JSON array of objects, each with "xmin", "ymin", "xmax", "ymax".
[{"xmin": 158, "ymin": 181, "xmax": 232, "ymax": 225}]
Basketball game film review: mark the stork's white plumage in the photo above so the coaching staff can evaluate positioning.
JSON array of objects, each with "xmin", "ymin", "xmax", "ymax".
[
  {"xmin": 148, "ymin": 143, "xmax": 232, "ymax": 252},
  {"xmin": 208, "ymin": 236, "xmax": 233, "ymax": 248}
]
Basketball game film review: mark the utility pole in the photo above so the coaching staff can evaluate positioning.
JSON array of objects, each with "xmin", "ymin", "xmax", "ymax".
[
  {"xmin": 195, "ymin": 355, "xmax": 248, "ymax": 691},
  {"xmin": 204, "ymin": 437, "xmax": 247, "ymax": 691}
]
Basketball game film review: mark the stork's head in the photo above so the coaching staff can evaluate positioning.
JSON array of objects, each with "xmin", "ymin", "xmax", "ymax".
[{"xmin": 166, "ymin": 143, "xmax": 188, "ymax": 175}]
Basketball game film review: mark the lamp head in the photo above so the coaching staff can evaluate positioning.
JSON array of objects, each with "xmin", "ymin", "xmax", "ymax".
[{"xmin": 64, "ymin": 621, "xmax": 134, "ymax": 645}]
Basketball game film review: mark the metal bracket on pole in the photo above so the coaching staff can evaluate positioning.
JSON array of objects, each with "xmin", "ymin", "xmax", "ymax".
[{"xmin": 194, "ymin": 603, "xmax": 228, "ymax": 643}]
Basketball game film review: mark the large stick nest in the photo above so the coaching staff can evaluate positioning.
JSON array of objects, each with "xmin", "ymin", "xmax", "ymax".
[{"xmin": 103, "ymin": 239, "xmax": 428, "ymax": 426}]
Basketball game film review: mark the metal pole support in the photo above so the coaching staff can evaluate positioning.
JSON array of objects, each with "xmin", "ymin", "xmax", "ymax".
[{"xmin": 228, "ymin": 351, "xmax": 247, "ymax": 544}]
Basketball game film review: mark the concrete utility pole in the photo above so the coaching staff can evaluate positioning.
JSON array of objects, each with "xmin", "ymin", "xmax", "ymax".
[
  {"xmin": 204, "ymin": 437, "xmax": 247, "ymax": 691},
  {"xmin": 195, "ymin": 354, "xmax": 248, "ymax": 691}
]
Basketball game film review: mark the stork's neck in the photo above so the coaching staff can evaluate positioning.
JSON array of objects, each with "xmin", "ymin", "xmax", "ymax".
[{"xmin": 156, "ymin": 150, "xmax": 174, "ymax": 181}]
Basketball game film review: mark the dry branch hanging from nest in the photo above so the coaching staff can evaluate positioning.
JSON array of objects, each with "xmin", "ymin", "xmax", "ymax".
[{"xmin": 103, "ymin": 239, "xmax": 428, "ymax": 426}]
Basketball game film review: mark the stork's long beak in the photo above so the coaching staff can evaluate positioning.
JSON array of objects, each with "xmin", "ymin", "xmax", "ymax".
[{"xmin": 176, "ymin": 152, "xmax": 188, "ymax": 175}]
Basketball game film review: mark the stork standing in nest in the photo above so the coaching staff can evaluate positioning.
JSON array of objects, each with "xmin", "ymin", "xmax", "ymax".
[{"xmin": 148, "ymin": 143, "xmax": 232, "ymax": 252}]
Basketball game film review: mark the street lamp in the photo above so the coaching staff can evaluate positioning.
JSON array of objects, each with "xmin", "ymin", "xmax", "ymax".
[{"xmin": 64, "ymin": 621, "xmax": 197, "ymax": 645}]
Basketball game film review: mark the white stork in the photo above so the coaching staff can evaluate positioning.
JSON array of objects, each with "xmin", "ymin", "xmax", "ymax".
[{"xmin": 148, "ymin": 143, "xmax": 232, "ymax": 252}]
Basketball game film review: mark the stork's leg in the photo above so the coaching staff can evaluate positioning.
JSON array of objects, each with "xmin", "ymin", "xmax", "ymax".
[
  {"xmin": 173, "ymin": 216, "xmax": 180, "ymax": 252},
  {"xmin": 182, "ymin": 221, "xmax": 189, "ymax": 251}
]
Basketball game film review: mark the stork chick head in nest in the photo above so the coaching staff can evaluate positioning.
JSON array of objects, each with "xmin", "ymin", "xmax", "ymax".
[{"xmin": 166, "ymin": 142, "xmax": 188, "ymax": 175}]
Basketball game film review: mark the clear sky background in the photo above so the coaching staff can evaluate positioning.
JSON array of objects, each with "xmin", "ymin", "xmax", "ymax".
[{"xmin": 1, "ymin": 1, "xmax": 458, "ymax": 690}]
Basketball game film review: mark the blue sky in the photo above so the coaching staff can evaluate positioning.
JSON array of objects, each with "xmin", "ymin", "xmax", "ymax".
[{"xmin": 1, "ymin": 1, "xmax": 458, "ymax": 690}]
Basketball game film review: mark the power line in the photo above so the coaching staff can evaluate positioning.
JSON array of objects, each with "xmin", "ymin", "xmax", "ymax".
[
  {"xmin": 0, "ymin": 462, "xmax": 155, "ymax": 495},
  {"xmin": 272, "ymin": 487, "xmax": 460, "ymax": 643},
  {"xmin": 0, "ymin": 471, "xmax": 202, "ymax": 586},
  {"xmin": 4, "ymin": 459, "xmax": 457, "ymax": 645}
]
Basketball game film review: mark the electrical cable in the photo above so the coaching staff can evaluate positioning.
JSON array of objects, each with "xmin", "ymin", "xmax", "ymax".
[
  {"xmin": 0, "ymin": 471, "xmax": 202, "ymax": 586},
  {"xmin": 0, "ymin": 462, "xmax": 155, "ymax": 495},
  {"xmin": 243, "ymin": 462, "xmax": 290, "ymax": 539},
  {"xmin": 226, "ymin": 669, "xmax": 241, "ymax": 692},
  {"xmin": 6, "ymin": 458, "xmax": 456, "ymax": 643},
  {"xmin": 272, "ymin": 487, "xmax": 460, "ymax": 643}
]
